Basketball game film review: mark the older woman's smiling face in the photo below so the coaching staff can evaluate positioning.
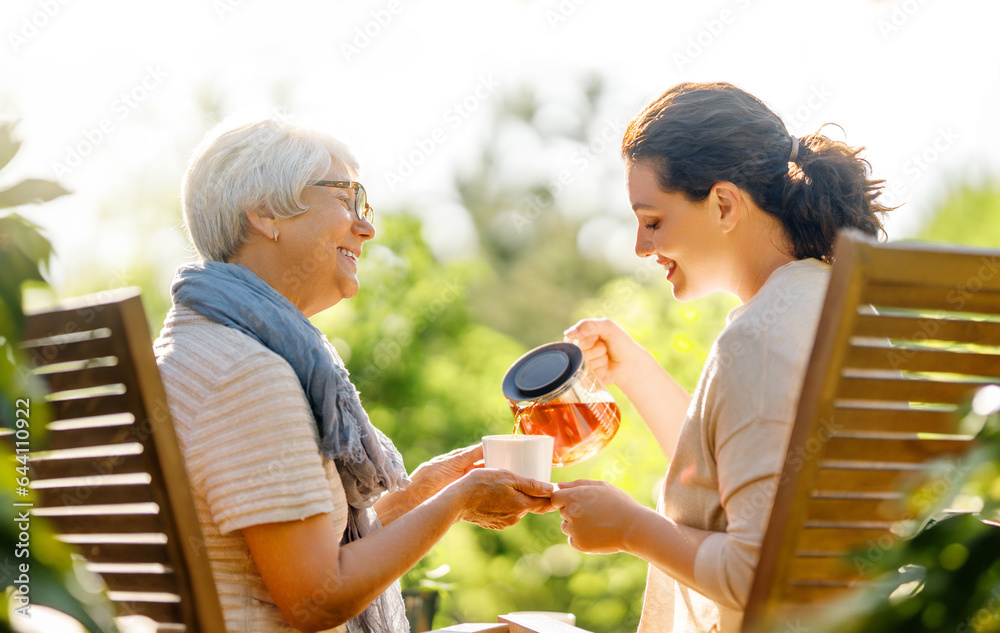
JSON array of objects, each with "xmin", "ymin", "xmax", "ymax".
[{"xmin": 276, "ymin": 161, "xmax": 375, "ymax": 315}]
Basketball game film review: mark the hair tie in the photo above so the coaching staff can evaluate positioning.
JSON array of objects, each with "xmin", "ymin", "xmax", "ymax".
[{"xmin": 788, "ymin": 137, "xmax": 800, "ymax": 164}]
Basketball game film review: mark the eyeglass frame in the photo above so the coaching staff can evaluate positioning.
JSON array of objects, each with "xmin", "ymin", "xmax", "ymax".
[{"xmin": 309, "ymin": 180, "xmax": 374, "ymax": 224}]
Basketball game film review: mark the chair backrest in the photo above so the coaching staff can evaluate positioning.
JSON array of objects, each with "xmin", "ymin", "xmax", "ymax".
[
  {"xmin": 20, "ymin": 289, "xmax": 225, "ymax": 632},
  {"xmin": 743, "ymin": 232, "xmax": 1000, "ymax": 632}
]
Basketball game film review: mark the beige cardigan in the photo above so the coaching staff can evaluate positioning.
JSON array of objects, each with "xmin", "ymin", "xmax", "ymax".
[{"xmin": 638, "ymin": 258, "xmax": 831, "ymax": 633}]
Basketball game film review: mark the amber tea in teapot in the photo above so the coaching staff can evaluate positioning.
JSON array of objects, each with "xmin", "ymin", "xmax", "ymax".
[{"xmin": 503, "ymin": 342, "xmax": 621, "ymax": 467}]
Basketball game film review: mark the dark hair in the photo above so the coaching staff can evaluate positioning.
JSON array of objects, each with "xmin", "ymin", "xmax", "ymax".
[{"xmin": 621, "ymin": 82, "xmax": 893, "ymax": 262}]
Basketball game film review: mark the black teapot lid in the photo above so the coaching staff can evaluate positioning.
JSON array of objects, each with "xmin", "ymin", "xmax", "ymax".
[{"xmin": 502, "ymin": 342, "xmax": 583, "ymax": 402}]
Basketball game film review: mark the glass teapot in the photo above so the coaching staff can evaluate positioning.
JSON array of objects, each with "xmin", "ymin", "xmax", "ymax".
[{"xmin": 501, "ymin": 342, "xmax": 621, "ymax": 467}]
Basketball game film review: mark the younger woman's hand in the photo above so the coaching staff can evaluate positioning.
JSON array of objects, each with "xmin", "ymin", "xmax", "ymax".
[
  {"xmin": 551, "ymin": 479, "xmax": 641, "ymax": 554},
  {"xmin": 564, "ymin": 318, "xmax": 651, "ymax": 389}
]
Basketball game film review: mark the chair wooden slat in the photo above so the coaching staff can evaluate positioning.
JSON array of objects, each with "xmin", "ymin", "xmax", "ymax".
[
  {"xmin": 22, "ymin": 304, "xmax": 120, "ymax": 341},
  {"xmin": 786, "ymin": 556, "xmax": 859, "ymax": 582},
  {"xmin": 823, "ymin": 436, "xmax": 974, "ymax": 463},
  {"xmin": 779, "ymin": 584, "xmax": 853, "ymax": 604},
  {"xmin": 113, "ymin": 600, "xmax": 183, "ymax": 624},
  {"xmin": 36, "ymin": 483, "xmax": 155, "ymax": 507},
  {"xmin": 41, "ymin": 512, "xmax": 165, "ymax": 535},
  {"xmin": 838, "ymin": 376, "xmax": 986, "ymax": 405},
  {"xmin": 846, "ymin": 345, "xmax": 1000, "ymax": 379},
  {"xmin": 25, "ymin": 290, "xmax": 226, "ymax": 632},
  {"xmin": 30, "ymin": 452, "xmax": 150, "ymax": 481},
  {"xmin": 814, "ymin": 465, "xmax": 927, "ymax": 494},
  {"xmin": 805, "ymin": 496, "xmax": 909, "ymax": 523},
  {"xmin": 41, "ymin": 364, "xmax": 127, "ymax": 393},
  {"xmin": 43, "ymin": 422, "xmax": 138, "ymax": 451},
  {"xmin": 854, "ymin": 314, "xmax": 1000, "ymax": 347},
  {"xmin": 861, "ymin": 283, "xmax": 1000, "ymax": 314},
  {"xmin": 23, "ymin": 335, "xmax": 117, "ymax": 367},
  {"xmin": 74, "ymin": 542, "xmax": 172, "ymax": 565},
  {"xmin": 831, "ymin": 407, "xmax": 960, "ymax": 435},
  {"xmin": 795, "ymin": 526, "xmax": 896, "ymax": 554},
  {"xmin": 866, "ymin": 246, "xmax": 1000, "ymax": 290},
  {"xmin": 99, "ymin": 571, "xmax": 178, "ymax": 594},
  {"xmin": 49, "ymin": 394, "xmax": 133, "ymax": 420}
]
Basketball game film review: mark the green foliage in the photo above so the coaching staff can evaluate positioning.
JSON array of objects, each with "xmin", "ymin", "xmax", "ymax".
[
  {"xmin": 453, "ymin": 82, "xmax": 622, "ymax": 349},
  {"xmin": 0, "ymin": 121, "xmax": 115, "ymax": 633},
  {"xmin": 0, "ymin": 214, "xmax": 53, "ymax": 428},
  {"xmin": 0, "ymin": 180, "xmax": 70, "ymax": 211},
  {"xmin": 917, "ymin": 181, "xmax": 1000, "ymax": 248}
]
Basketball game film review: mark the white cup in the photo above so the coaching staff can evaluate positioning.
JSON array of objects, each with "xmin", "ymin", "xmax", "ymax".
[{"xmin": 482, "ymin": 434, "xmax": 554, "ymax": 483}]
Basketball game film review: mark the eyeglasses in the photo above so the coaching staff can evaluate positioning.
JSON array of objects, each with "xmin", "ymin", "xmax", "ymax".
[{"xmin": 309, "ymin": 180, "xmax": 374, "ymax": 224}]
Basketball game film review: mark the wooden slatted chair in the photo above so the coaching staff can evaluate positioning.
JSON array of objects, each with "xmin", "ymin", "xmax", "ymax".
[
  {"xmin": 19, "ymin": 289, "xmax": 225, "ymax": 632},
  {"xmin": 742, "ymin": 231, "xmax": 1000, "ymax": 632}
]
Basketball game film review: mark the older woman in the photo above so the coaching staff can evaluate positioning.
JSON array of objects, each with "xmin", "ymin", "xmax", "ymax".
[{"xmin": 153, "ymin": 118, "xmax": 553, "ymax": 633}]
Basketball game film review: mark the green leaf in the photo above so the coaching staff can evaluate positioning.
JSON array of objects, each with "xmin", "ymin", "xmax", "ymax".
[
  {"xmin": 0, "ymin": 123, "xmax": 21, "ymax": 173},
  {"xmin": 0, "ymin": 179, "xmax": 70, "ymax": 209},
  {"xmin": 8, "ymin": 564, "xmax": 115, "ymax": 633},
  {"xmin": 0, "ymin": 214, "xmax": 53, "ymax": 338}
]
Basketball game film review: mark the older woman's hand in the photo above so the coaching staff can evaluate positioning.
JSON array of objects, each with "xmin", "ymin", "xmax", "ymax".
[
  {"xmin": 409, "ymin": 443, "xmax": 483, "ymax": 500},
  {"xmin": 375, "ymin": 443, "xmax": 483, "ymax": 525},
  {"xmin": 452, "ymin": 468, "xmax": 555, "ymax": 530}
]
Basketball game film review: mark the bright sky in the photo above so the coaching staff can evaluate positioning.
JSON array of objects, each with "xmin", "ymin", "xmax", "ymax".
[{"xmin": 3, "ymin": 0, "xmax": 1000, "ymax": 287}]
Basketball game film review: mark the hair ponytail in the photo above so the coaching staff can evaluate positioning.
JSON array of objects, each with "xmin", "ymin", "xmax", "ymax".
[
  {"xmin": 775, "ymin": 130, "xmax": 892, "ymax": 261},
  {"xmin": 622, "ymin": 82, "xmax": 894, "ymax": 263}
]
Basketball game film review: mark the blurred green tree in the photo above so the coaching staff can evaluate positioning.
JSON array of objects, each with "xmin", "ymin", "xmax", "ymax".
[
  {"xmin": 455, "ymin": 76, "xmax": 622, "ymax": 349},
  {"xmin": 917, "ymin": 182, "xmax": 1000, "ymax": 248}
]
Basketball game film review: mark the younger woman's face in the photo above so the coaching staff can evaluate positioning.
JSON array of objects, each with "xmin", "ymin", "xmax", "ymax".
[{"xmin": 627, "ymin": 161, "xmax": 729, "ymax": 301}]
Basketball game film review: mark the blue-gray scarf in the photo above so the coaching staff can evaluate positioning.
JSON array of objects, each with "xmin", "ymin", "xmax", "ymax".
[{"xmin": 171, "ymin": 260, "xmax": 410, "ymax": 633}]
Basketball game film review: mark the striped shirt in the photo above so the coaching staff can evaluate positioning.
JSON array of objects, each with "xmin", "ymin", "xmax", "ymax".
[{"xmin": 154, "ymin": 304, "xmax": 348, "ymax": 633}]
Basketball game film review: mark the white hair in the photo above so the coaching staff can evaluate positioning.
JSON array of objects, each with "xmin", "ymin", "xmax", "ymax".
[{"xmin": 181, "ymin": 117, "xmax": 361, "ymax": 262}]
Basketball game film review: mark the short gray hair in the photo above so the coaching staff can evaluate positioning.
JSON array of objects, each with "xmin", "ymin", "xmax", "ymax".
[{"xmin": 182, "ymin": 117, "xmax": 361, "ymax": 262}]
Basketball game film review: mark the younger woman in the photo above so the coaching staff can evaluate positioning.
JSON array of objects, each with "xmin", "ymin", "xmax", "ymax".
[{"xmin": 551, "ymin": 82, "xmax": 892, "ymax": 633}]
